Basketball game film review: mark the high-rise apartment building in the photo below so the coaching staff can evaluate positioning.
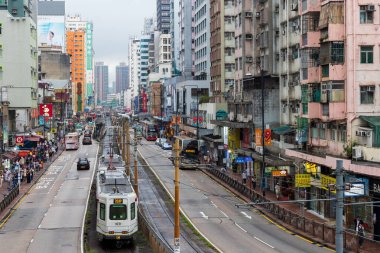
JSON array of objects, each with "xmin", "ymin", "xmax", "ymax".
[
  {"xmin": 210, "ymin": 0, "xmax": 235, "ymax": 103},
  {"xmin": 128, "ymin": 38, "xmax": 140, "ymax": 111},
  {"xmin": 157, "ymin": 0, "xmax": 170, "ymax": 34},
  {"xmin": 0, "ymin": 0, "xmax": 38, "ymax": 133},
  {"xmin": 94, "ymin": 62, "xmax": 109, "ymax": 104},
  {"xmin": 178, "ymin": 0, "xmax": 195, "ymax": 77},
  {"xmin": 194, "ymin": 0, "xmax": 210, "ymax": 80},
  {"xmin": 66, "ymin": 29, "xmax": 85, "ymax": 112},
  {"xmin": 115, "ymin": 63, "xmax": 129, "ymax": 93},
  {"xmin": 66, "ymin": 15, "xmax": 94, "ymax": 111},
  {"xmin": 140, "ymin": 35, "xmax": 150, "ymax": 90},
  {"xmin": 170, "ymin": 0, "xmax": 180, "ymax": 75}
]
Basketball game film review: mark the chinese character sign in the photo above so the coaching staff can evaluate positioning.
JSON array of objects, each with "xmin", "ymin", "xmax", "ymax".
[
  {"xmin": 255, "ymin": 129, "xmax": 271, "ymax": 146},
  {"xmin": 39, "ymin": 104, "xmax": 53, "ymax": 117},
  {"xmin": 295, "ymin": 174, "xmax": 311, "ymax": 188}
]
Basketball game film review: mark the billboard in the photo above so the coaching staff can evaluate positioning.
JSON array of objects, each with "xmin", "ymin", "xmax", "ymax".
[{"xmin": 38, "ymin": 15, "xmax": 65, "ymax": 51}]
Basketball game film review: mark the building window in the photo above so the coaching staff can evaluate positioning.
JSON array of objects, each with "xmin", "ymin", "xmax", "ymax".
[
  {"xmin": 321, "ymin": 65, "xmax": 329, "ymax": 77},
  {"xmin": 360, "ymin": 46, "xmax": 374, "ymax": 63},
  {"xmin": 360, "ymin": 85, "xmax": 375, "ymax": 104},
  {"xmin": 360, "ymin": 5, "xmax": 374, "ymax": 24},
  {"xmin": 331, "ymin": 42, "xmax": 344, "ymax": 63},
  {"xmin": 99, "ymin": 203, "xmax": 105, "ymax": 220}
]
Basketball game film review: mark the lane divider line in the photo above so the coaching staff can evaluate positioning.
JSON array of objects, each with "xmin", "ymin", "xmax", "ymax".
[
  {"xmin": 235, "ymin": 223, "xmax": 247, "ymax": 233},
  {"xmin": 254, "ymin": 236, "xmax": 274, "ymax": 249}
]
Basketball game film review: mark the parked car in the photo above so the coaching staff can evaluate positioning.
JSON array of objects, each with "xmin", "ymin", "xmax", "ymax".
[
  {"xmin": 82, "ymin": 136, "xmax": 92, "ymax": 145},
  {"xmin": 77, "ymin": 158, "xmax": 90, "ymax": 170},
  {"xmin": 162, "ymin": 142, "xmax": 172, "ymax": 150},
  {"xmin": 155, "ymin": 138, "xmax": 167, "ymax": 147}
]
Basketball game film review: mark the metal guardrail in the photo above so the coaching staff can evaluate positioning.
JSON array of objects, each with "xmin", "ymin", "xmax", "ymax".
[
  {"xmin": 0, "ymin": 186, "xmax": 19, "ymax": 214},
  {"xmin": 203, "ymin": 167, "xmax": 380, "ymax": 252}
]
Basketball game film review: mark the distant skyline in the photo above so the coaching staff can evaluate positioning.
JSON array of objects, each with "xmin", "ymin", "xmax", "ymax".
[{"xmin": 64, "ymin": 0, "xmax": 155, "ymax": 83}]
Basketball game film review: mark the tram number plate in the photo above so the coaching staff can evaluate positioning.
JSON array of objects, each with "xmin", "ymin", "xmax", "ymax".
[
  {"xmin": 116, "ymin": 235, "xmax": 121, "ymax": 240},
  {"xmin": 114, "ymin": 198, "xmax": 123, "ymax": 204}
]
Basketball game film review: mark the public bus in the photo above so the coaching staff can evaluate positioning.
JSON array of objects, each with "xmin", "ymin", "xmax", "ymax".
[
  {"xmin": 65, "ymin": 132, "xmax": 79, "ymax": 150},
  {"xmin": 141, "ymin": 121, "xmax": 157, "ymax": 141},
  {"xmin": 171, "ymin": 136, "xmax": 203, "ymax": 169}
]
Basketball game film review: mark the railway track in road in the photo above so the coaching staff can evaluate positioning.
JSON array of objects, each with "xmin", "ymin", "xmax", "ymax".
[{"xmin": 138, "ymin": 154, "xmax": 209, "ymax": 253}]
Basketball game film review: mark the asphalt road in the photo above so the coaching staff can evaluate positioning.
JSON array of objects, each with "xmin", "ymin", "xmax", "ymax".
[
  {"xmin": 0, "ymin": 139, "xmax": 98, "ymax": 253},
  {"xmin": 138, "ymin": 138, "xmax": 332, "ymax": 253}
]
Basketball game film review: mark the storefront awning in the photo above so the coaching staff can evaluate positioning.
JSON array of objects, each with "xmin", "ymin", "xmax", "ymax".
[
  {"xmin": 235, "ymin": 157, "xmax": 246, "ymax": 163},
  {"xmin": 272, "ymin": 125, "xmax": 295, "ymax": 135},
  {"xmin": 360, "ymin": 116, "xmax": 380, "ymax": 127},
  {"xmin": 2, "ymin": 151, "xmax": 17, "ymax": 160},
  {"xmin": 210, "ymin": 120, "xmax": 251, "ymax": 128}
]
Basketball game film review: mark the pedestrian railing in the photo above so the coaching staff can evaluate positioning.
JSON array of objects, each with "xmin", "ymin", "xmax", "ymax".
[
  {"xmin": 202, "ymin": 166, "xmax": 380, "ymax": 252},
  {"xmin": 0, "ymin": 186, "xmax": 19, "ymax": 214}
]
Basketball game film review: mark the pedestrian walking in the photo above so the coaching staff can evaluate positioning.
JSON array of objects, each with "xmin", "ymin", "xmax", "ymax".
[
  {"xmin": 0, "ymin": 170, "xmax": 3, "ymax": 188},
  {"xmin": 275, "ymin": 183, "xmax": 281, "ymax": 200},
  {"xmin": 242, "ymin": 170, "xmax": 247, "ymax": 184},
  {"xmin": 358, "ymin": 222, "xmax": 365, "ymax": 247},
  {"xmin": 354, "ymin": 216, "xmax": 363, "ymax": 234},
  {"xmin": 252, "ymin": 176, "xmax": 257, "ymax": 190}
]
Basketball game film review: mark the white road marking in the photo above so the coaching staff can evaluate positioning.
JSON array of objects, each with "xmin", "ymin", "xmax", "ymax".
[
  {"xmin": 30, "ymin": 239, "xmax": 34, "ymax": 243},
  {"xmin": 220, "ymin": 211, "xmax": 228, "ymax": 218},
  {"xmin": 211, "ymin": 202, "xmax": 217, "ymax": 208},
  {"xmin": 241, "ymin": 211, "xmax": 252, "ymax": 219},
  {"xmin": 254, "ymin": 236, "xmax": 275, "ymax": 249},
  {"xmin": 235, "ymin": 223, "xmax": 247, "ymax": 233},
  {"xmin": 200, "ymin": 212, "xmax": 208, "ymax": 219},
  {"xmin": 38, "ymin": 225, "xmax": 41, "ymax": 229}
]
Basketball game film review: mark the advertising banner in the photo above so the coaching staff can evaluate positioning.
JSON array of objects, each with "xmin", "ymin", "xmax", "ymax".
[
  {"xmin": 321, "ymin": 174, "xmax": 336, "ymax": 193},
  {"xmin": 255, "ymin": 129, "xmax": 271, "ymax": 146},
  {"xmin": 39, "ymin": 116, "xmax": 45, "ymax": 126},
  {"xmin": 39, "ymin": 104, "xmax": 53, "ymax": 117},
  {"xmin": 38, "ymin": 15, "xmax": 65, "ymax": 51}
]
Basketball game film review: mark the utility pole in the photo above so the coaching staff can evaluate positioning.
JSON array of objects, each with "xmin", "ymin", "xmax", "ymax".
[
  {"xmin": 335, "ymin": 160, "xmax": 344, "ymax": 253},
  {"xmin": 125, "ymin": 119, "xmax": 131, "ymax": 177},
  {"xmin": 260, "ymin": 69, "xmax": 265, "ymax": 192},
  {"xmin": 174, "ymin": 138, "xmax": 180, "ymax": 253},
  {"xmin": 133, "ymin": 128, "xmax": 138, "ymax": 197}
]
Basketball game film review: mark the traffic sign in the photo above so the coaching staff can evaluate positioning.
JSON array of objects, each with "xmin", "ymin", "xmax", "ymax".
[{"xmin": 15, "ymin": 135, "xmax": 24, "ymax": 145}]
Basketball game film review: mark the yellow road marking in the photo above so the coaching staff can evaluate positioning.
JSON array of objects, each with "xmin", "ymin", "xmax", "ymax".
[{"xmin": 295, "ymin": 235, "xmax": 314, "ymax": 244}]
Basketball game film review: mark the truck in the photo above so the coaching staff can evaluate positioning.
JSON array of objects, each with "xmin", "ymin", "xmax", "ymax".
[{"xmin": 65, "ymin": 132, "xmax": 79, "ymax": 150}]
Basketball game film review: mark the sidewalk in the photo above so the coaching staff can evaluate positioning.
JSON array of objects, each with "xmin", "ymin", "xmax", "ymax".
[
  {"xmin": 0, "ymin": 147, "xmax": 64, "ymax": 223},
  {"xmin": 202, "ymin": 166, "xmax": 380, "ymax": 253}
]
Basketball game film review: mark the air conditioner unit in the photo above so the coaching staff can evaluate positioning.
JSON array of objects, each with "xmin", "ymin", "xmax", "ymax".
[
  {"xmin": 256, "ymin": 12, "xmax": 261, "ymax": 18},
  {"xmin": 246, "ymin": 34, "xmax": 253, "ymax": 40},
  {"xmin": 367, "ymin": 5, "xmax": 375, "ymax": 11},
  {"xmin": 352, "ymin": 146, "xmax": 362, "ymax": 160},
  {"xmin": 246, "ymin": 12, "xmax": 253, "ymax": 18}
]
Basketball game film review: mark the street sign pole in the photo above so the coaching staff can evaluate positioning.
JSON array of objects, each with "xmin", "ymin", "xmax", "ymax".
[{"xmin": 335, "ymin": 160, "xmax": 344, "ymax": 253}]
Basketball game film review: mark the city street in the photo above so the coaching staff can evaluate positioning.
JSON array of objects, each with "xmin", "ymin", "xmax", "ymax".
[
  {"xmin": 137, "ymin": 138, "xmax": 332, "ymax": 253},
  {"xmin": 0, "ymin": 139, "xmax": 98, "ymax": 253}
]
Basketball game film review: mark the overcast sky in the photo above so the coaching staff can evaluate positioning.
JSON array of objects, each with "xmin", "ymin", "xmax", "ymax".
[{"xmin": 64, "ymin": 0, "xmax": 156, "ymax": 83}]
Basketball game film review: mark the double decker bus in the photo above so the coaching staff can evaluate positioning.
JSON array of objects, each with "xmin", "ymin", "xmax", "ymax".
[{"xmin": 141, "ymin": 121, "xmax": 157, "ymax": 141}]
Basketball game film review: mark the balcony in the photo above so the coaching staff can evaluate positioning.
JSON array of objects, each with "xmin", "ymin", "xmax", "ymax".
[
  {"xmin": 302, "ymin": 31, "xmax": 320, "ymax": 48},
  {"xmin": 301, "ymin": 0, "xmax": 321, "ymax": 13}
]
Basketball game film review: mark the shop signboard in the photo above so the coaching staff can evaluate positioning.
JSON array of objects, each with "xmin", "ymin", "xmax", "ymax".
[
  {"xmin": 295, "ymin": 174, "xmax": 311, "ymax": 188},
  {"xmin": 255, "ymin": 129, "xmax": 271, "ymax": 146},
  {"xmin": 272, "ymin": 170, "xmax": 287, "ymax": 177},
  {"xmin": 345, "ymin": 175, "xmax": 369, "ymax": 196},
  {"xmin": 321, "ymin": 174, "xmax": 336, "ymax": 193},
  {"xmin": 304, "ymin": 162, "xmax": 321, "ymax": 178},
  {"xmin": 265, "ymin": 166, "xmax": 276, "ymax": 176},
  {"xmin": 15, "ymin": 135, "xmax": 24, "ymax": 146},
  {"xmin": 39, "ymin": 116, "xmax": 45, "ymax": 126},
  {"xmin": 39, "ymin": 103, "xmax": 53, "ymax": 117},
  {"xmin": 216, "ymin": 110, "xmax": 228, "ymax": 120},
  {"xmin": 344, "ymin": 182, "xmax": 365, "ymax": 197}
]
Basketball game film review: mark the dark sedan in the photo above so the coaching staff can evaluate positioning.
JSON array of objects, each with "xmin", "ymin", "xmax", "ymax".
[
  {"xmin": 82, "ymin": 136, "xmax": 92, "ymax": 145},
  {"xmin": 77, "ymin": 158, "xmax": 90, "ymax": 170}
]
